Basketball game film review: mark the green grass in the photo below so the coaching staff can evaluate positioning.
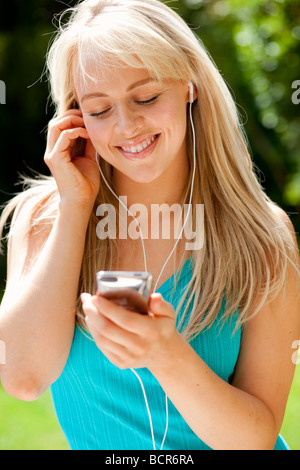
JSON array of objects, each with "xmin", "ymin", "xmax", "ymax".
[
  {"xmin": 0, "ymin": 365, "xmax": 299, "ymax": 450},
  {"xmin": 281, "ymin": 364, "xmax": 300, "ymax": 450},
  {"xmin": 0, "ymin": 386, "xmax": 68, "ymax": 450}
]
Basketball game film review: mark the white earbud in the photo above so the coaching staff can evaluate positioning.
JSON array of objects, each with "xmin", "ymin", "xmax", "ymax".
[{"xmin": 188, "ymin": 81, "xmax": 194, "ymax": 103}]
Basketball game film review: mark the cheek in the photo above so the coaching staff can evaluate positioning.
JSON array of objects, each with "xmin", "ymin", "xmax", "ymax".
[
  {"xmin": 84, "ymin": 118, "xmax": 111, "ymax": 149},
  {"xmin": 154, "ymin": 100, "xmax": 187, "ymax": 133},
  {"xmin": 152, "ymin": 102, "xmax": 177, "ymax": 126}
]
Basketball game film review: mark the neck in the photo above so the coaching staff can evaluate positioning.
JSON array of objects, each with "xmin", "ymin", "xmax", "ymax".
[{"xmin": 112, "ymin": 157, "xmax": 189, "ymax": 209}]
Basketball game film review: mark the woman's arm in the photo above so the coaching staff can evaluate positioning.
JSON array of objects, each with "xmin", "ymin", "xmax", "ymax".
[
  {"xmin": 0, "ymin": 109, "xmax": 99, "ymax": 400},
  {"xmin": 82, "ymin": 210, "xmax": 300, "ymax": 449},
  {"xmin": 0, "ymin": 200, "xmax": 90, "ymax": 400}
]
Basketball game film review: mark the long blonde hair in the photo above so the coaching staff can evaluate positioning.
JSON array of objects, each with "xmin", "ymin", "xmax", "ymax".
[{"xmin": 0, "ymin": 0, "xmax": 298, "ymax": 340}]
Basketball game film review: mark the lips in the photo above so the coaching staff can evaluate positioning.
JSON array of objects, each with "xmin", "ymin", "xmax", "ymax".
[
  {"xmin": 120, "ymin": 135, "xmax": 157, "ymax": 154},
  {"xmin": 116, "ymin": 134, "xmax": 160, "ymax": 160}
]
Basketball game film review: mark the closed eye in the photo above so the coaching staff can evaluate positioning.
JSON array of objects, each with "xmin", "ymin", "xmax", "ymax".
[
  {"xmin": 136, "ymin": 95, "xmax": 160, "ymax": 105},
  {"xmin": 89, "ymin": 94, "xmax": 160, "ymax": 117},
  {"xmin": 89, "ymin": 108, "xmax": 111, "ymax": 117}
]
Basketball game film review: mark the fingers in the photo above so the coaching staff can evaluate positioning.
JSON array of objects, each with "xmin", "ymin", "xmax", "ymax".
[
  {"xmin": 149, "ymin": 293, "xmax": 174, "ymax": 318},
  {"xmin": 43, "ymin": 109, "xmax": 99, "ymax": 204},
  {"xmin": 45, "ymin": 111, "xmax": 87, "ymax": 157},
  {"xmin": 81, "ymin": 292, "xmax": 175, "ymax": 343},
  {"xmin": 82, "ymin": 294, "xmax": 149, "ymax": 334},
  {"xmin": 81, "ymin": 293, "xmax": 147, "ymax": 365},
  {"xmin": 81, "ymin": 292, "xmax": 177, "ymax": 369},
  {"xmin": 52, "ymin": 126, "xmax": 89, "ymax": 154},
  {"xmin": 44, "ymin": 127, "xmax": 90, "ymax": 183},
  {"xmin": 82, "ymin": 293, "xmax": 174, "ymax": 334}
]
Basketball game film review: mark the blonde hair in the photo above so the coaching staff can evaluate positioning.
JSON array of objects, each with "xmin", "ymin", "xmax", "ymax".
[{"xmin": 1, "ymin": 0, "xmax": 298, "ymax": 340}]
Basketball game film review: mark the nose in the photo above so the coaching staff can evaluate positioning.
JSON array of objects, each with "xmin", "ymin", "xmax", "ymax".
[{"xmin": 114, "ymin": 104, "xmax": 143, "ymax": 137}]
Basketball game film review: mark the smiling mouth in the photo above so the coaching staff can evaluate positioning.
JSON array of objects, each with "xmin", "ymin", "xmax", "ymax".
[{"xmin": 117, "ymin": 134, "xmax": 159, "ymax": 155}]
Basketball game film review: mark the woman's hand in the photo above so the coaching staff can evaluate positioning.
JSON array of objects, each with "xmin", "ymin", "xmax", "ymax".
[
  {"xmin": 44, "ymin": 109, "xmax": 100, "ymax": 208},
  {"xmin": 81, "ymin": 292, "xmax": 177, "ymax": 370}
]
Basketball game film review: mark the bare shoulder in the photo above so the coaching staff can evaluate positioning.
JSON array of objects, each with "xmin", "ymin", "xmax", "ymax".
[
  {"xmin": 263, "ymin": 201, "xmax": 299, "ymax": 307},
  {"xmin": 267, "ymin": 201, "xmax": 297, "ymax": 234},
  {"xmin": 268, "ymin": 202, "xmax": 299, "ymax": 259}
]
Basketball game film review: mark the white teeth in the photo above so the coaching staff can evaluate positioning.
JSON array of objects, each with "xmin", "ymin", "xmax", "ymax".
[{"xmin": 121, "ymin": 135, "xmax": 156, "ymax": 153}]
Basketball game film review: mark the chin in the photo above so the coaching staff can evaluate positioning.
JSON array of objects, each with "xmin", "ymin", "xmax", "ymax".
[{"xmin": 126, "ymin": 170, "xmax": 161, "ymax": 185}]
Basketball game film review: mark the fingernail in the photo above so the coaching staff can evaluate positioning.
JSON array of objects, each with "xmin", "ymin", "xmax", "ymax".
[
  {"xmin": 80, "ymin": 293, "xmax": 90, "ymax": 304},
  {"xmin": 151, "ymin": 293, "xmax": 162, "ymax": 300}
]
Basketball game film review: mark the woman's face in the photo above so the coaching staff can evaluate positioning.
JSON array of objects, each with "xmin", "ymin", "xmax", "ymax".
[{"xmin": 75, "ymin": 64, "xmax": 190, "ymax": 184}]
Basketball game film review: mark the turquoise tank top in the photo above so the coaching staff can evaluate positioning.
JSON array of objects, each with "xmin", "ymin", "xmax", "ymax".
[{"xmin": 50, "ymin": 258, "xmax": 289, "ymax": 450}]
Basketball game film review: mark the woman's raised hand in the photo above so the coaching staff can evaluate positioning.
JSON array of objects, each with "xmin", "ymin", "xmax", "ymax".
[{"xmin": 44, "ymin": 109, "xmax": 100, "ymax": 208}]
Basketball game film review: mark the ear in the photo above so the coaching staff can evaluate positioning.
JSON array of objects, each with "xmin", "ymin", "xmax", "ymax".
[{"xmin": 70, "ymin": 98, "xmax": 80, "ymax": 110}]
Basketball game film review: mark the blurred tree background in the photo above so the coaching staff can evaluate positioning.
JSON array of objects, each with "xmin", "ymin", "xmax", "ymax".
[{"xmin": 0, "ymin": 0, "xmax": 299, "ymax": 450}]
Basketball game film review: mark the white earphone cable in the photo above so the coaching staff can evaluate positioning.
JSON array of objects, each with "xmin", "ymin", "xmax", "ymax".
[
  {"xmin": 153, "ymin": 93, "xmax": 196, "ymax": 292},
  {"xmin": 95, "ymin": 166, "xmax": 148, "ymax": 272}
]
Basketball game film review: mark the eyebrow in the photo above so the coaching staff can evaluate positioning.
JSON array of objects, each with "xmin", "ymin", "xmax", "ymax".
[{"xmin": 81, "ymin": 78, "xmax": 156, "ymax": 102}]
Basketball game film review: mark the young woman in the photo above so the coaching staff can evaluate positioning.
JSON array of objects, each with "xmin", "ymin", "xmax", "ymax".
[{"xmin": 0, "ymin": 0, "xmax": 299, "ymax": 450}]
